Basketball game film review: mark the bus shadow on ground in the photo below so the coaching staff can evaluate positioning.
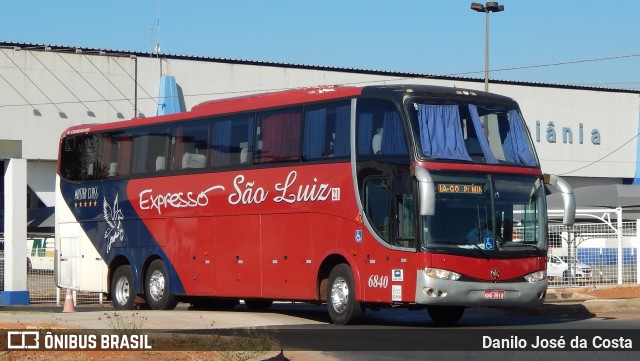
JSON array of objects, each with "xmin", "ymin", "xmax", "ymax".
[
  {"xmin": 2, "ymin": 301, "xmax": 595, "ymax": 329},
  {"xmin": 230, "ymin": 302, "xmax": 596, "ymax": 328}
]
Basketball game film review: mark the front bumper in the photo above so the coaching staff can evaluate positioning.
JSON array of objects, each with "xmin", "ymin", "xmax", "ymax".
[{"xmin": 415, "ymin": 270, "xmax": 547, "ymax": 307}]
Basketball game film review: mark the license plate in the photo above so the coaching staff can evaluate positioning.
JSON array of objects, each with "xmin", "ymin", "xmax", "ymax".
[{"xmin": 484, "ymin": 290, "xmax": 505, "ymax": 299}]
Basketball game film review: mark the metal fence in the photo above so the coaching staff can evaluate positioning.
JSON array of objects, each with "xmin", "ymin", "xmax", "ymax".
[
  {"xmin": 1, "ymin": 221, "xmax": 639, "ymax": 305},
  {"xmin": 548, "ymin": 221, "xmax": 639, "ymax": 288},
  {"xmin": 0, "ymin": 247, "xmax": 103, "ymax": 306},
  {"xmin": 26, "ymin": 266, "xmax": 102, "ymax": 305}
]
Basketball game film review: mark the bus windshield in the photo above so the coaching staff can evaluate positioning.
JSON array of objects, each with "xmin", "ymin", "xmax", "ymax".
[
  {"xmin": 422, "ymin": 172, "xmax": 547, "ymax": 253},
  {"xmin": 409, "ymin": 101, "xmax": 538, "ymax": 166}
]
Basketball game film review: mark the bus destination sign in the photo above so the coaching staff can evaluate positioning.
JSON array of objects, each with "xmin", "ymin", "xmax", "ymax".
[{"xmin": 437, "ymin": 183, "xmax": 483, "ymax": 194}]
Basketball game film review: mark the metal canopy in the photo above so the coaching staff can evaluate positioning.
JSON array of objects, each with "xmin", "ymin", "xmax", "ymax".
[{"xmin": 547, "ymin": 184, "xmax": 640, "ymax": 221}]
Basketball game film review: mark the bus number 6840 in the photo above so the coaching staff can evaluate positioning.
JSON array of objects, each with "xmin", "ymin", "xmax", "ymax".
[{"xmin": 368, "ymin": 275, "xmax": 389, "ymax": 288}]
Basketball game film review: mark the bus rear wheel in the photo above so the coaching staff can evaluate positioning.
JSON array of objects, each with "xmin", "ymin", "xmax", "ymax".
[
  {"xmin": 145, "ymin": 259, "xmax": 178, "ymax": 310},
  {"xmin": 327, "ymin": 264, "xmax": 364, "ymax": 325},
  {"xmin": 427, "ymin": 305, "xmax": 465, "ymax": 326},
  {"xmin": 111, "ymin": 265, "xmax": 135, "ymax": 310}
]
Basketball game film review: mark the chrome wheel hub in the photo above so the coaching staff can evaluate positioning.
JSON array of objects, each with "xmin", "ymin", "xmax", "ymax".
[
  {"xmin": 330, "ymin": 276, "xmax": 349, "ymax": 313},
  {"xmin": 115, "ymin": 276, "xmax": 130, "ymax": 305},
  {"xmin": 148, "ymin": 270, "xmax": 166, "ymax": 302}
]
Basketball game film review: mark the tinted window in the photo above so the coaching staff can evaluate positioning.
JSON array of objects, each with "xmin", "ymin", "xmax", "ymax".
[
  {"xmin": 356, "ymin": 98, "xmax": 409, "ymax": 158},
  {"xmin": 101, "ymin": 131, "xmax": 133, "ymax": 177},
  {"xmin": 172, "ymin": 121, "xmax": 209, "ymax": 170},
  {"xmin": 364, "ymin": 177, "xmax": 391, "ymax": 243},
  {"xmin": 210, "ymin": 114, "xmax": 255, "ymax": 167},
  {"xmin": 256, "ymin": 107, "xmax": 302, "ymax": 164},
  {"xmin": 132, "ymin": 125, "xmax": 171, "ymax": 174},
  {"xmin": 302, "ymin": 101, "xmax": 351, "ymax": 161},
  {"xmin": 60, "ymin": 134, "xmax": 99, "ymax": 181}
]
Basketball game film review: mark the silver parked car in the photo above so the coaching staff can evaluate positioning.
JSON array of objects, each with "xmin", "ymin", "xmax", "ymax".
[{"xmin": 547, "ymin": 254, "xmax": 592, "ymax": 281}]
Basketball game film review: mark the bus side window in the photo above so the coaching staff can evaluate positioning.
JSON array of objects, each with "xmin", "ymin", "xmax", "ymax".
[
  {"xmin": 364, "ymin": 177, "xmax": 391, "ymax": 243},
  {"xmin": 256, "ymin": 107, "xmax": 302, "ymax": 164},
  {"xmin": 356, "ymin": 98, "xmax": 408, "ymax": 158},
  {"xmin": 365, "ymin": 175, "xmax": 417, "ymax": 248},
  {"xmin": 75, "ymin": 135, "xmax": 99, "ymax": 180},
  {"xmin": 60, "ymin": 136, "xmax": 83, "ymax": 181},
  {"xmin": 210, "ymin": 114, "xmax": 255, "ymax": 167},
  {"xmin": 302, "ymin": 101, "xmax": 351, "ymax": 161},
  {"xmin": 132, "ymin": 125, "xmax": 170, "ymax": 174},
  {"xmin": 172, "ymin": 121, "xmax": 209, "ymax": 170},
  {"xmin": 99, "ymin": 131, "xmax": 132, "ymax": 178}
]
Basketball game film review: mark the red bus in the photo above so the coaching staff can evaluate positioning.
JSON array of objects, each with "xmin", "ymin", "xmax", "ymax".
[{"xmin": 55, "ymin": 84, "xmax": 575, "ymax": 325}]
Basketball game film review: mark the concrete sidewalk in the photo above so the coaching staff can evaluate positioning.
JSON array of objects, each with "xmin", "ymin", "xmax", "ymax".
[{"xmin": 0, "ymin": 285, "xmax": 638, "ymax": 329}]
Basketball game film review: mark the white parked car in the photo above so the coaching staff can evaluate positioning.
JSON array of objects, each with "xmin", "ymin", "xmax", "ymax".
[
  {"xmin": 547, "ymin": 254, "xmax": 592, "ymax": 281},
  {"xmin": 26, "ymin": 237, "xmax": 55, "ymax": 273}
]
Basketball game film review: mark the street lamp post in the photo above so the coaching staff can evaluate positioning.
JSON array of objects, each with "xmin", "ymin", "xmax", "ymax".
[{"xmin": 471, "ymin": 2, "xmax": 504, "ymax": 92}]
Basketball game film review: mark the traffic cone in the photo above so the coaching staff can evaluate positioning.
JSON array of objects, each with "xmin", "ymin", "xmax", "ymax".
[{"xmin": 62, "ymin": 289, "xmax": 75, "ymax": 313}]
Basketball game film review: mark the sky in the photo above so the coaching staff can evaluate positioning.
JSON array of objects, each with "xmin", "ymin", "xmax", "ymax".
[{"xmin": 2, "ymin": 0, "xmax": 639, "ymax": 90}]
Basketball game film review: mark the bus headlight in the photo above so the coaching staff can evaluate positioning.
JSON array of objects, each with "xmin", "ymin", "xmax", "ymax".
[
  {"xmin": 524, "ymin": 270, "xmax": 546, "ymax": 283},
  {"xmin": 423, "ymin": 268, "xmax": 461, "ymax": 281}
]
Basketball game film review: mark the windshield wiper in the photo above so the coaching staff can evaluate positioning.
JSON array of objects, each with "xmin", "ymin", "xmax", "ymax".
[
  {"xmin": 502, "ymin": 242, "xmax": 542, "ymax": 253},
  {"xmin": 471, "ymin": 243, "xmax": 490, "ymax": 260}
]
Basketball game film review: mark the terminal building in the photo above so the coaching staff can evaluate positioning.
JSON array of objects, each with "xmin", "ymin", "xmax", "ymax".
[
  {"xmin": 1, "ymin": 41, "xmax": 639, "ymax": 236},
  {"xmin": 1, "ymin": 41, "xmax": 639, "ymax": 304}
]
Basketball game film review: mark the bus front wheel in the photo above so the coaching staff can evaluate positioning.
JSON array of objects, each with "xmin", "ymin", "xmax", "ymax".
[
  {"xmin": 427, "ymin": 305, "xmax": 465, "ymax": 326},
  {"xmin": 145, "ymin": 259, "xmax": 178, "ymax": 310},
  {"xmin": 327, "ymin": 264, "xmax": 364, "ymax": 325},
  {"xmin": 111, "ymin": 265, "xmax": 135, "ymax": 310}
]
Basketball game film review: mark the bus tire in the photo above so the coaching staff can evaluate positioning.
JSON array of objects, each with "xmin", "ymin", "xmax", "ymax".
[
  {"xmin": 427, "ymin": 305, "xmax": 465, "ymax": 326},
  {"xmin": 244, "ymin": 299, "xmax": 273, "ymax": 310},
  {"xmin": 327, "ymin": 264, "xmax": 363, "ymax": 325},
  {"xmin": 111, "ymin": 265, "xmax": 135, "ymax": 310},
  {"xmin": 145, "ymin": 259, "xmax": 178, "ymax": 310}
]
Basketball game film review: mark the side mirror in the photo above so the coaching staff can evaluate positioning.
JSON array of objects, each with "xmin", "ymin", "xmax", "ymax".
[
  {"xmin": 414, "ymin": 166, "xmax": 435, "ymax": 216},
  {"xmin": 544, "ymin": 174, "xmax": 575, "ymax": 226}
]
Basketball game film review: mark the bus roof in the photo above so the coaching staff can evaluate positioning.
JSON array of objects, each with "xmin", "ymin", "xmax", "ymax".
[
  {"xmin": 191, "ymin": 85, "xmax": 363, "ymax": 115},
  {"xmin": 359, "ymin": 84, "xmax": 518, "ymax": 105},
  {"xmin": 59, "ymin": 84, "xmax": 517, "ymax": 138},
  {"xmin": 60, "ymin": 85, "xmax": 363, "ymax": 138}
]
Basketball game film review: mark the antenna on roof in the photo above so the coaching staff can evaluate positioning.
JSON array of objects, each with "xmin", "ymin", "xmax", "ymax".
[
  {"xmin": 154, "ymin": 0, "xmax": 163, "ymax": 77},
  {"xmin": 149, "ymin": 27, "xmax": 153, "ymax": 58},
  {"xmin": 155, "ymin": 0, "xmax": 161, "ymax": 57}
]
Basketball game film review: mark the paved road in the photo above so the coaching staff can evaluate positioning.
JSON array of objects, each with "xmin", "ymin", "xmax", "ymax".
[
  {"xmin": 1, "ymin": 300, "xmax": 639, "ymax": 360},
  {"xmin": 0, "ymin": 299, "xmax": 637, "ymax": 330}
]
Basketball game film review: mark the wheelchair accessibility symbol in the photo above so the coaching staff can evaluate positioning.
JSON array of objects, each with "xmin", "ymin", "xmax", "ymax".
[
  {"xmin": 484, "ymin": 238, "xmax": 495, "ymax": 250},
  {"xmin": 355, "ymin": 230, "xmax": 363, "ymax": 243}
]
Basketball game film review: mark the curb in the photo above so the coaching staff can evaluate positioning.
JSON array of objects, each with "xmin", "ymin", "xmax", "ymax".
[
  {"xmin": 500, "ymin": 285, "xmax": 640, "ymax": 317},
  {"xmin": 497, "ymin": 298, "xmax": 640, "ymax": 318},
  {"xmin": 541, "ymin": 289, "xmax": 640, "ymax": 316},
  {"xmin": 578, "ymin": 298, "xmax": 640, "ymax": 314},
  {"xmin": 545, "ymin": 290, "xmax": 596, "ymax": 302}
]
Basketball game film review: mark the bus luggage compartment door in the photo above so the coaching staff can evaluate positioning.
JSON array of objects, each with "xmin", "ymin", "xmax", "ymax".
[{"xmin": 57, "ymin": 222, "xmax": 107, "ymax": 292}]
